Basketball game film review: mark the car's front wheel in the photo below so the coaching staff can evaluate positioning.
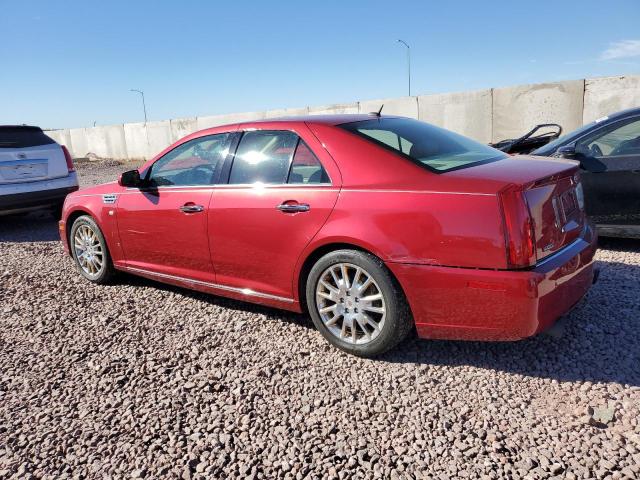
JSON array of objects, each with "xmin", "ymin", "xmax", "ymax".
[
  {"xmin": 306, "ymin": 249, "xmax": 412, "ymax": 357},
  {"xmin": 69, "ymin": 215, "xmax": 115, "ymax": 284}
]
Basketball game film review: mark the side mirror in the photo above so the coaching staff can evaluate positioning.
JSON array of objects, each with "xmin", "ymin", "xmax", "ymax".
[
  {"xmin": 118, "ymin": 169, "xmax": 142, "ymax": 187},
  {"xmin": 556, "ymin": 145, "xmax": 577, "ymax": 159},
  {"xmin": 555, "ymin": 145, "xmax": 607, "ymax": 173}
]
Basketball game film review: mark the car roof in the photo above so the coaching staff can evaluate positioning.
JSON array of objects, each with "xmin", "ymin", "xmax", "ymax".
[
  {"xmin": 0, "ymin": 125, "xmax": 43, "ymax": 130},
  {"xmin": 239, "ymin": 113, "xmax": 400, "ymax": 126}
]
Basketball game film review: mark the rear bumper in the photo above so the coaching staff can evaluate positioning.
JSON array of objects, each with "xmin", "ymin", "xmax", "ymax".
[
  {"xmin": 0, "ymin": 173, "xmax": 79, "ymax": 213},
  {"xmin": 387, "ymin": 223, "xmax": 598, "ymax": 341}
]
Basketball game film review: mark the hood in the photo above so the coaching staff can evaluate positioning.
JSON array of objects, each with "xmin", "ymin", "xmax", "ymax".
[{"xmin": 71, "ymin": 181, "xmax": 120, "ymax": 197}]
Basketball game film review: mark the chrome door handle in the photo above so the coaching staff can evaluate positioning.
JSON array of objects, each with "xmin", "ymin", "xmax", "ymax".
[
  {"xmin": 276, "ymin": 203, "xmax": 310, "ymax": 213},
  {"xmin": 179, "ymin": 204, "xmax": 204, "ymax": 213}
]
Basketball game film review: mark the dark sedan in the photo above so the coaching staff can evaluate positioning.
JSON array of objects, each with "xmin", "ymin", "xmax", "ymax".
[{"xmin": 533, "ymin": 107, "xmax": 640, "ymax": 238}]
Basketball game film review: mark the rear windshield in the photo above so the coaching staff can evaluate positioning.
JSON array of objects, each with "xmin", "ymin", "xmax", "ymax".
[
  {"xmin": 0, "ymin": 126, "xmax": 56, "ymax": 148},
  {"xmin": 340, "ymin": 117, "xmax": 505, "ymax": 173}
]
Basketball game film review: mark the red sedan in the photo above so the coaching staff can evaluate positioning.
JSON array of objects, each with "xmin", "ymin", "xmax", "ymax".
[{"xmin": 59, "ymin": 115, "xmax": 598, "ymax": 357}]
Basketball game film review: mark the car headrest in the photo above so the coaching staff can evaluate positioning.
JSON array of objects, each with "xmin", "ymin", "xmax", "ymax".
[
  {"xmin": 289, "ymin": 172, "xmax": 304, "ymax": 183},
  {"xmin": 308, "ymin": 168, "xmax": 329, "ymax": 184}
]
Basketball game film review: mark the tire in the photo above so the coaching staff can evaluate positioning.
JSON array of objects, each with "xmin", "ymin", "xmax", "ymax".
[
  {"xmin": 69, "ymin": 215, "xmax": 115, "ymax": 284},
  {"xmin": 306, "ymin": 249, "xmax": 412, "ymax": 357}
]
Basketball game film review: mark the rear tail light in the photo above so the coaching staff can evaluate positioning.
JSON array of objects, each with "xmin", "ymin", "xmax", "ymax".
[
  {"xmin": 499, "ymin": 184, "xmax": 536, "ymax": 269},
  {"xmin": 61, "ymin": 145, "xmax": 75, "ymax": 173}
]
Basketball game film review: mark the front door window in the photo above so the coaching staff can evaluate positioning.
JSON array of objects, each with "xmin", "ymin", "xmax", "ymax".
[{"xmin": 147, "ymin": 133, "xmax": 234, "ymax": 186}]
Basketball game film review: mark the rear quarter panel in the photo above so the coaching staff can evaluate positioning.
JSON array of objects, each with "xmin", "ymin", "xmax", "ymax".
[
  {"xmin": 303, "ymin": 122, "xmax": 509, "ymax": 270},
  {"xmin": 303, "ymin": 189, "xmax": 507, "ymax": 269}
]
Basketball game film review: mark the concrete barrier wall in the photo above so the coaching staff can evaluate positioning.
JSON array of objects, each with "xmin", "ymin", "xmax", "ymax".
[
  {"xmin": 195, "ymin": 111, "xmax": 266, "ymax": 130},
  {"xmin": 47, "ymin": 75, "xmax": 639, "ymax": 161},
  {"xmin": 308, "ymin": 103, "xmax": 359, "ymax": 115},
  {"xmin": 84, "ymin": 125, "xmax": 128, "ymax": 160},
  {"xmin": 45, "ymin": 128, "xmax": 71, "ymax": 149},
  {"xmin": 170, "ymin": 117, "xmax": 198, "ymax": 143},
  {"xmin": 145, "ymin": 121, "xmax": 172, "ymax": 160},
  {"xmin": 583, "ymin": 76, "xmax": 640, "ymax": 123},
  {"xmin": 69, "ymin": 127, "xmax": 90, "ymax": 158},
  {"xmin": 123, "ymin": 122, "xmax": 149, "ymax": 161},
  {"xmin": 418, "ymin": 89, "xmax": 492, "ymax": 143},
  {"xmin": 491, "ymin": 80, "xmax": 585, "ymax": 143},
  {"xmin": 358, "ymin": 96, "xmax": 419, "ymax": 118}
]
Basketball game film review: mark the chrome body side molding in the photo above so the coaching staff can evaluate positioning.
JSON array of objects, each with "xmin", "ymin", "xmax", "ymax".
[{"xmin": 120, "ymin": 265, "xmax": 294, "ymax": 303}]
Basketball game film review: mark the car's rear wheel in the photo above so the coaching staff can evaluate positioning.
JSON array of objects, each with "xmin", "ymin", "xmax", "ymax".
[
  {"xmin": 306, "ymin": 249, "xmax": 412, "ymax": 357},
  {"xmin": 70, "ymin": 215, "xmax": 115, "ymax": 284}
]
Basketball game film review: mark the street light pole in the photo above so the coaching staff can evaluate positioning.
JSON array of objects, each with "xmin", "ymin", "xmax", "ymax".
[
  {"xmin": 397, "ymin": 39, "xmax": 411, "ymax": 96},
  {"xmin": 130, "ymin": 89, "xmax": 147, "ymax": 124}
]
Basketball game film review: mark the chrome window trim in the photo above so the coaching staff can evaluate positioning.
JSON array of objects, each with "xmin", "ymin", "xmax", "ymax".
[
  {"xmin": 125, "ymin": 183, "xmax": 335, "ymax": 191},
  {"xmin": 125, "ymin": 186, "xmax": 217, "ymax": 192},
  {"xmin": 211, "ymin": 182, "xmax": 334, "ymax": 189},
  {"xmin": 340, "ymin": 189, "xmax": 495, "ymax": 196},
  {"xmin": 121, "ymin": 265, "xmax": 294, "ymax": 303},
  {"xmin": 122, "ymin": 186, "xmax": 496, "ymax": 195}
]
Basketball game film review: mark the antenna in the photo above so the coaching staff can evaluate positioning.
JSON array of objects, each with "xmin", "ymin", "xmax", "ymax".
[{"xmin": 370, "ymin": 104, "xmax": 384, "ymax": 117}]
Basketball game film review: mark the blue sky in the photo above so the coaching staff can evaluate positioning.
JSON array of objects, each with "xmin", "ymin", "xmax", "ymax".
[{"xmin": 1, "ymin": 0, "xmax": 639, "ymax": 129}]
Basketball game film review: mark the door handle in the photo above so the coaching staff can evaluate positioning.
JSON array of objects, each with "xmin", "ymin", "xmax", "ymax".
[
  {"xmin": 276, "ymin": 202, "xmax": 310, "ymax": 213},
  {"xmin": 179, "ymin": 204, "xmax": 204, "ymax": 213}
]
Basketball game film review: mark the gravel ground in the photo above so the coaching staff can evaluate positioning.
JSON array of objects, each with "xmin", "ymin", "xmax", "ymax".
[{"xmin": 1, "ymin": 161, "xmax": 639, "ymax": 479}]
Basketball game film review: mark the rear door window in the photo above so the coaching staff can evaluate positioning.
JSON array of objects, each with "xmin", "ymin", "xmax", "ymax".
[
  {"xmin": 287, "ymin": 140, "xmax": 330, "ymax": 184},
  {"xmin": 0, "ymin": 127, "xmax": 55, "ymax": 148},
  {"xmin": 229, "ymin": 131, "xmax": 299, "ymax": 184}
]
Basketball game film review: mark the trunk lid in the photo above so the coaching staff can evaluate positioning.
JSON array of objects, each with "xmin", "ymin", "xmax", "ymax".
[
  {"xmin": 0, "ymin": 126, "xmax": 68, "ymax": 184},
  {"xmin": 445, "ymin": 155, "xmax": 585, "ymax": 263},
  {"xmin": 523, "ymin": 167, "xmax": 585, "ymax": 261}
]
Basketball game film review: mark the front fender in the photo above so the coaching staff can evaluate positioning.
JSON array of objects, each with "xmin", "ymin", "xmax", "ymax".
[{"xmin": 60, "ymin": 191, "xmax": 124, "ymax": 263}]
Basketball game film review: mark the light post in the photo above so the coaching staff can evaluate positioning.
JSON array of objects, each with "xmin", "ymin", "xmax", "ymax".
[
  {"xmin": 130, "ymin": 89, "xmax": 148, "ymax": 124},
  {"xmin": 397, "ymin": 39, "xmax": 411, "ymax": 96}
]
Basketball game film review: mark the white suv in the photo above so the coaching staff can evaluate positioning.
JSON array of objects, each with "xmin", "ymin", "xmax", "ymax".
[{"xmin": 0, "ymin": 125, "xmax": 78, "ymax": 217}]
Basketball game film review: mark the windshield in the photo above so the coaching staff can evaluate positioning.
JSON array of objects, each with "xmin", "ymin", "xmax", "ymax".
[{"xmin": 340, "ymin": 117, "xmax": 505, "ymax": 173}]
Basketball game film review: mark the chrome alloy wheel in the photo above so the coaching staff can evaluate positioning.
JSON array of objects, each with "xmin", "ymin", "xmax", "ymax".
[
  {"xmin": 315, "ymin": 263, "xmax": 387, "ymax": 345},
  {"xmin": 73, "ymin": 224, "xmax": 104, "ymax": 276}
]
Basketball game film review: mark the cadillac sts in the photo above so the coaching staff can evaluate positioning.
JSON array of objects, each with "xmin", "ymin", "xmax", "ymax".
[{"xmin": 59, "ymin": 115, "xmax": 598, "ymax": 357}]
